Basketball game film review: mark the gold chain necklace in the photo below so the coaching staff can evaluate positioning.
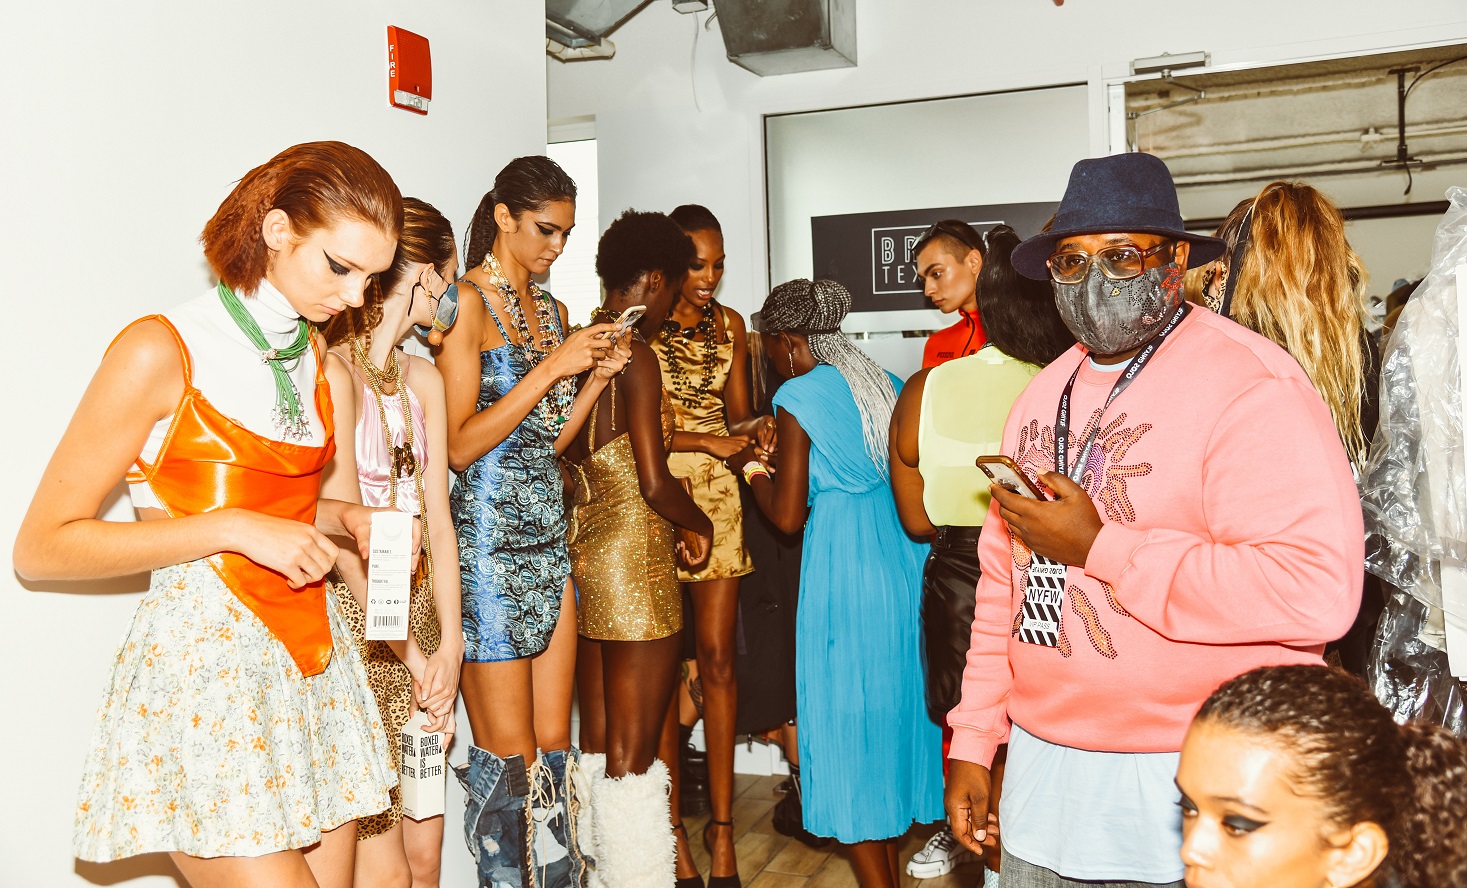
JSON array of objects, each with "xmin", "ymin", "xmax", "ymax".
[{"xmin": 351, "ymin": 338, "xmax": 433, "ymax": 582}]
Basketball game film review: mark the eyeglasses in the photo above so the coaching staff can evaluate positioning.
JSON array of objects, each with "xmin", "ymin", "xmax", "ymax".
[{"xmin": 1047, "ymin": 241, "xmax": 1175, "ymax": 284}]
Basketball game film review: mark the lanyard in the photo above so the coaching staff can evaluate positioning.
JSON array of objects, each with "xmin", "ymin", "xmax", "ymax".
[{"xmin": 1054, "ymin": 302, "xmax": 1190, "ymax": 483}]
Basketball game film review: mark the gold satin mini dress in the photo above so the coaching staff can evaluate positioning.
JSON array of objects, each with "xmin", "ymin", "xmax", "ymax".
[
  {"xmin": 568, "ymin": 390, "xmax": 683, "ymax": 641},
  {"xmin": 651, "ymin": 308, "xmax": 755, "ymax": 583}
]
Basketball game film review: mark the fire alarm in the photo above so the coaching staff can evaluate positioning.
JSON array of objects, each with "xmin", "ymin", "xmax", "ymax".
[{"xmin": 388, "ymin": 27, "xmax": 431, "ymax": 115}]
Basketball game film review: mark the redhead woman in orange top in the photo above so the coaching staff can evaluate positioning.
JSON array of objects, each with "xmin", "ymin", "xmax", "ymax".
[{"xmin": 15, "ymin": 142, "xmax": 408, "ymax": 888}]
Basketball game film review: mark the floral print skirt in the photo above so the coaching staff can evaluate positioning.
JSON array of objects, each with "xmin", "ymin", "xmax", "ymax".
[
  {"xmin": 73, "ymin": 559, "xmax": 396, "ymax": 862},
  {"xmin": 668, "ymin": 450, "xmax": 753, "ymax": 583}
]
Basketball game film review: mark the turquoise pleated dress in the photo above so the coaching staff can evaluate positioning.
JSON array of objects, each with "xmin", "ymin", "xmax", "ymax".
[{"xmin": 771, "ymin": 365, "xmax": 944, "ymax": 842}]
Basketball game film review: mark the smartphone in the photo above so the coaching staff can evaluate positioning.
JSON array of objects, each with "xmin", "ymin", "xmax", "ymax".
[
  {"xmin": 610, "ymin": 304, "xmax": 647, "ymax": 339},
  {"xmin": 976, "ymin": 455, "xmax": 1049, "ymax": 500}
]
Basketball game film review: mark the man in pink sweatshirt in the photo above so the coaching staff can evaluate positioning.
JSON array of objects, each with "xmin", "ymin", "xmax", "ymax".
[{"xmin": 945, "ymin": 153, "xmax": 1363, "ymax": 888}]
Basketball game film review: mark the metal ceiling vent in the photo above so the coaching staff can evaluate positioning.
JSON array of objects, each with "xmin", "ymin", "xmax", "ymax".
[
  {"xmin": 546, "ymin": 0, "xmax": 652, "ymax": 61},
  {"xmin": 716, "ymin": 0, "xmax": 856, "ymax": 76}
]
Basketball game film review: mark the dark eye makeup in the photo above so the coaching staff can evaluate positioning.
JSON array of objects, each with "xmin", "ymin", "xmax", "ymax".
[
  {"xmin": 325, "ymin": 253, "xmax": 349, "ymax": 276},
  {"xmin": 1223, "ymin": 815, "xmax": 1267, "ymax": 834}
]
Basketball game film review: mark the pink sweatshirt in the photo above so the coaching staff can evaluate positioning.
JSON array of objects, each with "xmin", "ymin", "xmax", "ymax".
[{"xmin": 948, "ymin": 309, "xmax": 1364, "ymax": 767}]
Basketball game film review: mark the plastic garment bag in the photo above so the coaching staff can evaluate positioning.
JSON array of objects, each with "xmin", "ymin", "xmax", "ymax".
[{"xmin": 1363, "ymin": 187, "xmax": 1467, "ymax": 732}]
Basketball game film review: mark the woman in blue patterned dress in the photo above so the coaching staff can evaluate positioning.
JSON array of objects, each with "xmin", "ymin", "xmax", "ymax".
[
  {"xmin": 437, "ymin": 156, "xmax": 629, "ymax": 887},
  {"xmin": 728, "ymin": 279, "xmax": 943, "ymax": 888}
]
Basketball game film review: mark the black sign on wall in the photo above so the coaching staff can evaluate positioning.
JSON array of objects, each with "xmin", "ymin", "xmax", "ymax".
[{"xmin": 811, "ymin": 201, "xmax": 1060, "ymax": 313}]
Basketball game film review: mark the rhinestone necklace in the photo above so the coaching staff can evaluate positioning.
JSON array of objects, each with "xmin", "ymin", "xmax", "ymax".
[{"xmin": 482, "ymin": 251, "xmax": 575, "ymax": 431}]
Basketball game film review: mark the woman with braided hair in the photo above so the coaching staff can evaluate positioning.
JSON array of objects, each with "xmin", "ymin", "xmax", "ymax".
[
  {"xmin": 1178, "ymin": 665, "xmax": 1467, "ymax": 888},
  {"xmin": 728, "ymin": 279, "xmax": 943, "ymax": 887}
]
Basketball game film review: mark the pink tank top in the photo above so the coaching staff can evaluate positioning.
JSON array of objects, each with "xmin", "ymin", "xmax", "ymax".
[{"xmin": 353, "ymin": 357, "xmax": 428, "ymax": 514}]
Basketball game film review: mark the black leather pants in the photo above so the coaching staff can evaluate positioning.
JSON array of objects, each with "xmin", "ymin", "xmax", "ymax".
[{"xmin": 921, "ymin": 525, "xmax": 983, "ymax": 726}]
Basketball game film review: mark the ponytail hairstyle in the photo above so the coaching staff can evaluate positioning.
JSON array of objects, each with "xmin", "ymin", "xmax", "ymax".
[
  {"xmin": 464, "ymin": 155, "xmax": 578, "ymax": 269},
  {"xmin": 670, "ymin": 204, "xmax": 722, "ymax": 236},
  {"xmin": 757, "ymin": 279, "xmax": 896, "ymax": 472},
  {"xmin": 324, "ymin": 197, "xmax": 456, "ymax": 347},
  {"xmin": 1215, "ymin": 182, "xmax": 1370, "ymax": 466},
  {"xmin": 201, "ymin": 141, "xmax": 402, "ymax": 294},
  {"xmin": 1196, "ymin": 665, "xmax": 1467, "ymax": 888},
  {"xmin": 974, "ymin": 224, "xmax": 1076, "ymax": 367}
]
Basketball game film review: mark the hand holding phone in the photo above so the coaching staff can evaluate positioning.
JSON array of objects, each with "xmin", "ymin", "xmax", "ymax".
[
  {"xmin": 610, "ymin": 304, "xmax": 647, "ymax": 340},
  {"xmin": 976, "ymin": 455, "xmax": 1049, "ymax": 500}
]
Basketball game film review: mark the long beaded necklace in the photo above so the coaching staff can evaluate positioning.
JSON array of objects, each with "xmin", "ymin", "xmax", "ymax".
[
  {"xmin": 659, "ymin": 301, "xmax": 720, "ymax": 407},
  {"xmin": 350, "ymin": 337, "xmax": 434, "ymax": 582},
  {"xmin": 216, "ymin": 281, "xmax": 313, "ymax": 440},
  {"xmin": 482, "ymin": 251, "xmax": 575, "ymax": 431}
]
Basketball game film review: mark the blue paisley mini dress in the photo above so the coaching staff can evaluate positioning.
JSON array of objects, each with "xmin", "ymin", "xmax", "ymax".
[{"xmin": 450, "ymin": 282, "xmax": 573, "ymax": 661}]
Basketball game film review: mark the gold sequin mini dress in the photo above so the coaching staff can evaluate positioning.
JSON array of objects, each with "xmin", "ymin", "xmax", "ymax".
[{"xmin": 568, "ymin": 389, "xmax": 682, "ymax": 641}]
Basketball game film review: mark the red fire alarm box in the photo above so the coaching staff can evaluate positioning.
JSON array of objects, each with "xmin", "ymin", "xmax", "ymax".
[{"xmin": 388, "ymin": 27, "xmax": 431, "ymax": 115}]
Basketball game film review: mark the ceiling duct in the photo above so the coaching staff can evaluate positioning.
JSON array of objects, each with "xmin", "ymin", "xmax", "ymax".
[
  {"xmin": 716, "ymin": 0, "xmax": 856, "ymax": 76},
  {"xmin": 546, "ymin": 0, "xmax": 652, "ymax": 49}
]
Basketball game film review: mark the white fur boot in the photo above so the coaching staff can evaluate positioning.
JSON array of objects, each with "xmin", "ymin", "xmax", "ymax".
[{"xmin": 586, "ymin": 758, "xmax": 675, "ymax": 888}]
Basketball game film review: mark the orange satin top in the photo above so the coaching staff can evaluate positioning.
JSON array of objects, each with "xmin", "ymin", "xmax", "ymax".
[{"xmin": 116, "ymin": 315, "xmax": 337, "ymax": 676}]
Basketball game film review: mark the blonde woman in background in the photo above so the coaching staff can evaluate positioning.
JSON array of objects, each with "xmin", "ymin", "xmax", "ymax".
[{"xmin": 1203, "ymin": 181, "xmax": 1379, "ymax": 673}]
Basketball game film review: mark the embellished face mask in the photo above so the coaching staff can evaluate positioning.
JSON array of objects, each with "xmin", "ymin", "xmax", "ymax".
[
  {"xmin": 414, "ymin": 281, "xmax": 459, "ymax": 342},
  {"xmin": 1053, "ymin": 263, "xmax": 1185, "ymax": 356}
]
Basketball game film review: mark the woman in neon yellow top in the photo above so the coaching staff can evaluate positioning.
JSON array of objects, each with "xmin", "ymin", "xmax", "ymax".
[{"xmin": 888, "ymin": 224, "xmax": 1075, "ymax": 882}]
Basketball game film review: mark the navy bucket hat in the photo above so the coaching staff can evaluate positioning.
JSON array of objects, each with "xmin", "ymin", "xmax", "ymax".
[{"xmin": 1012, "ymin": 152, "xmax": 1226, "ymax": 280}]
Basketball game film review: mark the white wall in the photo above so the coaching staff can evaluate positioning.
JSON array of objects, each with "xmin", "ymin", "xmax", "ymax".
[
  {"xmin": 765, "ymin": 86, "xmax": 1090, "ymax": 291},
  {"xmin": 1, "ymin": 2, "xmax": 546, "ymax": 884},
  {"xmin": 548, "ymin": 0, "xmax": 1467, "ymax": 319}
]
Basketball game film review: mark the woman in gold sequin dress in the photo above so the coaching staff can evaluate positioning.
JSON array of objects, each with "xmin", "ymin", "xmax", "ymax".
[
  {"xmin": 653, "ymin": 204, "xmax": 773, "ymax": 888},
  {"xmin": 566, "ymin": 210, "xmax": 713, "ymax": 886}
]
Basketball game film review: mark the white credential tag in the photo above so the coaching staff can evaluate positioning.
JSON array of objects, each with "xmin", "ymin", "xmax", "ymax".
[
  {"xmin": 1020, "ymin": 555, "xmax": 1067, "ymax": 647},
  {"xmin": 366, "ymin": 511, "xmax": 412, "ymax": 641}
]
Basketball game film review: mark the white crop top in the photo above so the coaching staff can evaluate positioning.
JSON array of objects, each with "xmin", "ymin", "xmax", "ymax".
[{"xmin": 129, "ymin": 280, "xmax": 325, "ymax": 510}]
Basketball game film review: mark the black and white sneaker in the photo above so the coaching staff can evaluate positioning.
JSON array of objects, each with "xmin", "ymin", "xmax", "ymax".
[{"xmin": 905, "ymin": 827, "xmax": 976, "ymax": 878}]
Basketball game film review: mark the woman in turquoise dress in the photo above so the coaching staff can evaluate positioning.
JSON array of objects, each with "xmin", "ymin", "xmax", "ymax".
[{"xmin": 728, "ymin": 278, "xmax": 942, "ymax": 887}]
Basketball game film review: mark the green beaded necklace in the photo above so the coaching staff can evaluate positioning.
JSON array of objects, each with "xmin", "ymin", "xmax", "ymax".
[{"xmin": 215, "ymin": 281, "xmax": 313, "ymax": 440}]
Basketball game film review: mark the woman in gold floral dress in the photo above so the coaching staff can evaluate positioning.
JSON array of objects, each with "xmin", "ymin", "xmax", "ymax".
[{"xmin": 652, "ymin": 204, "xmax": 775, "ymax": 887}]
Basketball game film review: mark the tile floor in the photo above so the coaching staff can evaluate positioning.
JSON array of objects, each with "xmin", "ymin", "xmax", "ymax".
[{"xmin": 680, "ymin": 774, "xmax": 985, "ymax": 887}]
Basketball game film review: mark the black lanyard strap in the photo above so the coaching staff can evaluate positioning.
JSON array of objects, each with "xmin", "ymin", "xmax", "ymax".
[{"xmin": 1055, "ymin": 302, "xmax": 1190, "ymax": 483}]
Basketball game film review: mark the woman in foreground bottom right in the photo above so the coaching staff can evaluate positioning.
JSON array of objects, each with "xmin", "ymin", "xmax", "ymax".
[{"xmin": 1178, "ymin": 665, "xmax": 1467, "ymax": 888}]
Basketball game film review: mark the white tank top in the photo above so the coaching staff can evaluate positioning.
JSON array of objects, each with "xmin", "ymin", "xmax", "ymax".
[{"xmin": 129, "ymin": 280, "xmax": 325, "ymax": 510}]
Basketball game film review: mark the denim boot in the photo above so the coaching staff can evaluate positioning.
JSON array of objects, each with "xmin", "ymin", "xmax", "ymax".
[
  {"xmin": 530, "ymin": 748, "xmax": 591, "ymax": 888},
  {"xmin": 455, "ymin": 746, "xmax": 533, "ymax": 888}
]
